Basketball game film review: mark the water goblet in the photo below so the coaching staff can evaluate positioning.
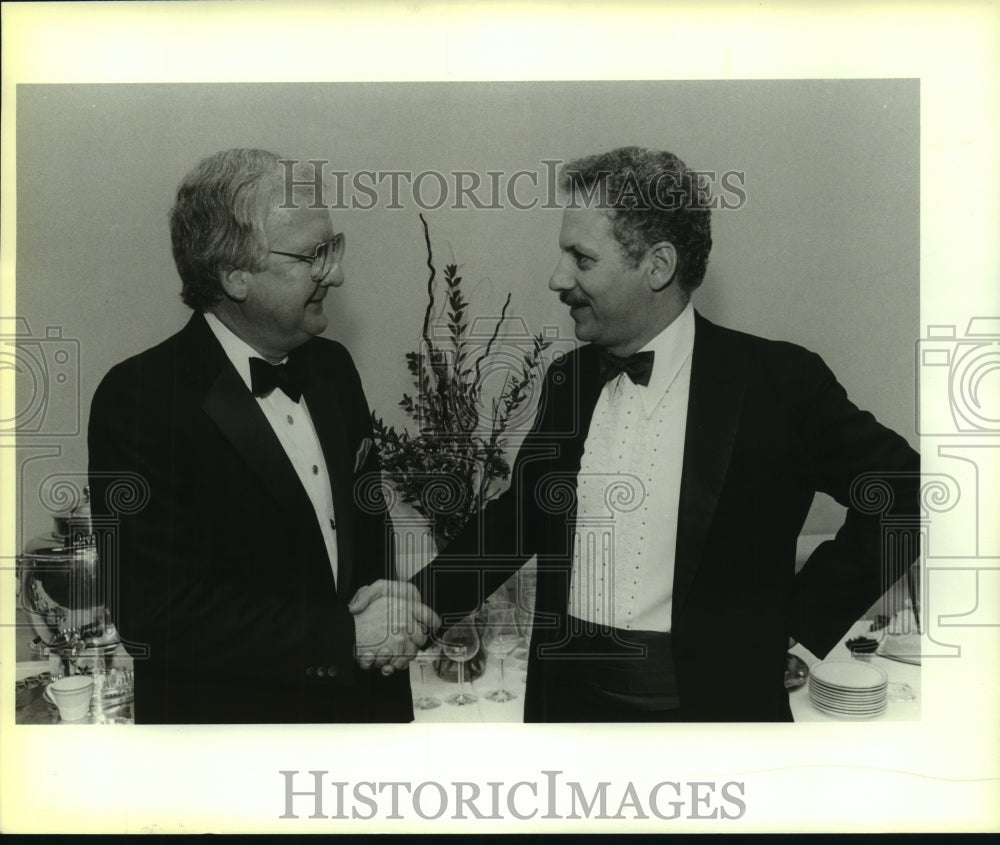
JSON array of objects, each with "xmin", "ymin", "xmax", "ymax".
[
  {"xmin": 483, "ymin": 600, "xmax": 519, "ymax": 703},
  {"xmin": 440, "ymin": 622, "xmax": 479, "ymax": 706},
  {"xmin": 412, "ymin": 646, "xmax": 441, "ymax": 710}
]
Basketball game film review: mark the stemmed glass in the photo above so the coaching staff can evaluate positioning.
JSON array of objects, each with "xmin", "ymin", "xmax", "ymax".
[
  {"xmin": 440, "ymin": 621, "xmax": 479, "ymax": 707},
  {"xmin": 412, "ymin": 645, "xmax": 441, "ymax": 710},
  {"xmin": 482, "ymin": 600, "xmax": 519, "ymax": 703}
]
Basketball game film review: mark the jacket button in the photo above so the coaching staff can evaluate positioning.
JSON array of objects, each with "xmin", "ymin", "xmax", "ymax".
[
  {"xmin": 327, "ymin": 666, "xmax": 337, "ymax": 678},
  {"xmin": 305, "ymin": 666, "xmax": 314, "ymax": 676},
  {"xmin": 316, "ymin": 666, "xmax": 326, "ymax": 678}
]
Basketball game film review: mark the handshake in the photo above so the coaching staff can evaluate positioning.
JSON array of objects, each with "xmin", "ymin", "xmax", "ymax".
[{"xmin": 348, "ymin": 579, "xmax": 441, "ymax": 676}]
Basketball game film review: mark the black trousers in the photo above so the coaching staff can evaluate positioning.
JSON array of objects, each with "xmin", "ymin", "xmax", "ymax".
[{"xmin": 535, "ymin": 620, "xmax": 684, "ymax": 723}]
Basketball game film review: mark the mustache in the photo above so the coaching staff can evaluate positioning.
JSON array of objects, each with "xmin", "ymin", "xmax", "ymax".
[{"xmin": 559, "ymin": 291, "xmax": 589, "ymax": 308}]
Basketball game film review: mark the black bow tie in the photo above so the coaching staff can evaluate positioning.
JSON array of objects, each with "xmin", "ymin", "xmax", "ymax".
[
  {"xmin": 598, "ymin": 349, "xmax": 655, "ymax": 387},
  {"xmin": 249, "ymin": 357, "xmax": 304, "ymax": 403}
]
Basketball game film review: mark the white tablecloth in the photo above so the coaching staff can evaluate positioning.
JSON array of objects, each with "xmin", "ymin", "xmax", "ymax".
[
  {"xmin": 410, "ymin": 653, "xmax": 526, "ymax": 723},
  {"xmin": 16, "ymin": 622, "xmax": 919, "ymax": 724},
  {"xmin": 412, "ymin": 620, "xmax": 922, "ymax": 723},
  {"xmin": 788, "ymin": 620, "xmax": 920, "ymax": 722}
]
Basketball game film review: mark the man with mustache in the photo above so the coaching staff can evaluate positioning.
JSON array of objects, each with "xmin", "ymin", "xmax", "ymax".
[
  {"xmin": 371, "ymin": 145, "xmax": 920, "ymax": 722},
  {"xmin": 88, "ymin": 148, "xmax": 438, "ymax": 723}
]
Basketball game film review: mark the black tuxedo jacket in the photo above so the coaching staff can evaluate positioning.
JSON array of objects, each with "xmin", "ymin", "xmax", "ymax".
[
  {"xmin": 88, "ymin": 313, "xmax": 411, "ymax": 723},
  {"xmin": 418, "ymin": 312, "xmax": 920, "ymax": 721}
]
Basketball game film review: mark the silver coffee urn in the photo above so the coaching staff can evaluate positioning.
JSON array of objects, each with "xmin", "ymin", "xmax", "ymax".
[{"xmin": 17, "ymin": 487, "xmax": 133, "ymax": 722}]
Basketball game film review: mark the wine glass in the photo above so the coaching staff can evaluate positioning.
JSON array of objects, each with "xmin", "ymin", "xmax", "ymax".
[
  {"xmin": 482, "ymin": 600, "xmax": 519, "ymax": 703},
  {"xmin": 412, "ymin": 645, "xmax": 441, "ymax": 710},
  {"xmin": 440, "ymin": 621, "xmax": 479, "ymax": 706}
]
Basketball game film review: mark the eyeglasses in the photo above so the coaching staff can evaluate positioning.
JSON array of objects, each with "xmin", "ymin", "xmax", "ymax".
[{"xmin": 269, "ymin": 233, "xmax": 345, "ymax": 282}]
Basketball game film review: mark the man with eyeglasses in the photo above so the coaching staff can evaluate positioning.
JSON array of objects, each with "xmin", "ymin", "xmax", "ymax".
[{"xmin": 88, "ymin": 148, "xmax": 437, "ymax": 723}]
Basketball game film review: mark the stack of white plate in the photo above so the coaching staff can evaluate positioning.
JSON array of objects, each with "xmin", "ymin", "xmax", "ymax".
[{"xmin": 808, "ymin": 660, "xmax": 888, "ymax": 719}]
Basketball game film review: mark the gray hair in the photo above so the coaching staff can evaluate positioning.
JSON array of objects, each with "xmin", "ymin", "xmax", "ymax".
[
  {"xmin": 170, "ymin": 148, "xmax": 285, "ymax": 310},
  {"xmin": 560, "ymin": 146, "xmax": 713, "ymax": 292}
]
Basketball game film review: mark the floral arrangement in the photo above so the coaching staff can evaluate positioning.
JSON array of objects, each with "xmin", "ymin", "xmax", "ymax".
[{"xmin": 371, "ymin": 215, "xmax": 551, "ymax": 548}]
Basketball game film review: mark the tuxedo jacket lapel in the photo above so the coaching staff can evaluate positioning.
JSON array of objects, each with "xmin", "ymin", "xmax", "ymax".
[
  {"xmin": 540, "ymin": 347, "xmax": 605, "ymax": 622},
  {"xmin": 561, "ymin": 345, "xmax": 606, "ymax": 473},
  {"xmin": 183, "ymin": 316, "xmax": 312, "ymax": 525},
  {"xmin": 555, "ymin": 322, "xmax": 746, "ymax": 625},
  {"xmin": 545, "ymin": 318, "xmax": 746, "ymax": 627},
  {"xmin": 578, "ymin": 347, "xmax": 608, "ymax": 438},
  {"xmin": 297, "ymin": 348, "xmax": 356, "ymax": 595},
  {"xmin": 200, "ymin": 362, "xmax": 319, "ymax": 527},
  {"xmin": 672, "ymin": 312, "xmax": 747, "ymax": 623},
  {"xmin": 184, "ymin": 314, "xmax": 345, "ymax": 593},
  {"xmin": 550, "ymin": 346, "xmax": 603, "ymax": 522}
]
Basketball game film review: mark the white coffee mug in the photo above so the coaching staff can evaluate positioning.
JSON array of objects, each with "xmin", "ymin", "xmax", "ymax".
[{"xmin": 48, "ymin": 675, "xmax": 95, "ymax": 722}]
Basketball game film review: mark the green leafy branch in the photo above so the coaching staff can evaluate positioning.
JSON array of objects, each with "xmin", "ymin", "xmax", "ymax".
[{"xmin": 371, "ymin": 214, "xmax": 551, "ymax": 546}]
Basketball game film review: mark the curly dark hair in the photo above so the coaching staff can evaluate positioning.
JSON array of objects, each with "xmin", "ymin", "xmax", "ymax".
[
  {"xmin": 169, "ymin": 149, "xmax": 285, "ymax": 311},
  {"xmin": 560, "ymin": 146, "xmax": 713, "ymax": 292}
]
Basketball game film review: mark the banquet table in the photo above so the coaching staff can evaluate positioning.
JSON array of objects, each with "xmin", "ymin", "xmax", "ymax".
[
  {"xmin": 409, "ymin": 651, "xmax": 528, "ymax": 724},
  {"xmin": 13, "ymin": 621, "xmax": 918, "ymax": 725},
  {"xmin": 788, "ymin": 620, "xmax": 920, "ymax": 722},
  {"xmin": 411, "ymin": 619, "xmax": 921, "ymax": 723},
  {"xmin": 15, "ymin": 659, "xmax": 135, "ymax": 725}
]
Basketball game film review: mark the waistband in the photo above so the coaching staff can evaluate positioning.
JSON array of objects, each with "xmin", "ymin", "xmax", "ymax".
[{"xmin": 541, "ymin": 619, "xmax": 680, "ymax": 712}]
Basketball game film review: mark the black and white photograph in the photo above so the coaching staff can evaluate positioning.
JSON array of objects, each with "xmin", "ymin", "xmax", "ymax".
[{"xmin": 1, "ymin": 1, "xmax": 997, "ymax": 835}]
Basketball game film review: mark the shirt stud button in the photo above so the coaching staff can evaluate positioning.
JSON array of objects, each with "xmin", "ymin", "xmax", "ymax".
[
  {"xmin": 287, "ymin": 415, "xmax": 294, "ymax": 424},
  {"xmin": 312, "ymin": 465, "xmax": 319, "ymax": 475}
]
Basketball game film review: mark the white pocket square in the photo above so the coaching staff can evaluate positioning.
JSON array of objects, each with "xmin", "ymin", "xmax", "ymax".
[{"xmin": 354, "ymin": 437, "xmax": 373, "ymax": 473}]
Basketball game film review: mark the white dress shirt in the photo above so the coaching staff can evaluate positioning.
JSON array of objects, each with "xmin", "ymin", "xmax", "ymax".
[
  {"xmin": 204, "ymin": 312, "xmax": 339, "ymax": 586},
  {"xmin": 567, "ymin": 301, "xmax": 695, "ymax": 633}
]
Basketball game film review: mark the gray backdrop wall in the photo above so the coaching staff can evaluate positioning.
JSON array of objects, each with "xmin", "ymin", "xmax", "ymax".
[{"xmin": 14, "ymin": 80, "xmax": 919, "ymax": 544}]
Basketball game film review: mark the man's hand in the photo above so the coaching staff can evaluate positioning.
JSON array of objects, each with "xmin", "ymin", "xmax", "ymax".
[{"xmin": 349, "ymin": 580, "xmax": 440, "ymax": 674}]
